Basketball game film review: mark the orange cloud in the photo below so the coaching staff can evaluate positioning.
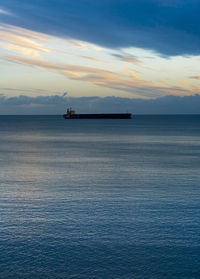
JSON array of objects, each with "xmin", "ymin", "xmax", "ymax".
[
  {"xmin": 1, "ymin": 24, "xmax": 49, "ymax": 41},
  {"xmin": 156, "ymin": 80, "xmax": 169, "ymax": 86},
  {"xmin": 178, "ymin": 79, "xmax": 191, "ymax": 84},
  {"xmin": 191, "ymin": 76, "xmax": 200, "ymax": 80},
  {"xmin": 54, "ymin": 48, "xmax": 105, "ymax": 62},
  {"xmin": 1, "ymin": 53, "xmax": 196, "ymax": 98},
  {"xmin": 2, "ymin": 45, "xmax": 41, "ymax": 57},
  {"xmin": 81, "ymin": 55, "xmax": 105, "ymax": 62},
  {"xmin": 0, "ymin": 23, "xmax": 50, "ymax": 57},
  {"xmin": 122, "ymin": 56, "xmax": 142, "ymax": 65},
  {"xmin": 0, "ymin": 31, "xmax": 50, "ymax": 52},
  {"xmin": 124, "ymin": 65, "xmax": 141, "ymax": 79}
]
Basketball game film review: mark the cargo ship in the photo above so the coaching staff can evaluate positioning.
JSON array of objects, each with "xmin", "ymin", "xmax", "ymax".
[{"xmin": 63, "ymin": 108, "xmax": 132, "ymax": 119}]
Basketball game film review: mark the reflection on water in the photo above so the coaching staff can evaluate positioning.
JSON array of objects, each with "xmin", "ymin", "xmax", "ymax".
[{"xmin": 1, "ymin": 115, "xmax": 200, "ymax": 278}]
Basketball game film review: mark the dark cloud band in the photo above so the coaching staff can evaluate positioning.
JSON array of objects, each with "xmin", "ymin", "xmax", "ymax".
[
  {"xmin": 1, "ymin": 94, "xmax": 200, "ymax": 114},
  {"xmin": 1, "ymin": 0, "xmax": 200, "ymax": 56}
]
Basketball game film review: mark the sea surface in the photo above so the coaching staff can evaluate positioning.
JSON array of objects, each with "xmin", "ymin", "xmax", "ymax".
[{"xmin": 1, "ymin": 115, "xmax": 200, "ymax": 279}]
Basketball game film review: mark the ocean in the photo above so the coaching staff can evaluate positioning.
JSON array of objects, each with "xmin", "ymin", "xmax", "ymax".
[{"xmin": 0, "ymin": 115, "xmax": 200, "ymax": 279}]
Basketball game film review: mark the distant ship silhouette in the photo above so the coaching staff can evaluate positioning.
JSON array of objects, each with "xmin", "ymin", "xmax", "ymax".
[{"xmin": 63, "ymin": 108, "xmax": 132, "ymax": 119}]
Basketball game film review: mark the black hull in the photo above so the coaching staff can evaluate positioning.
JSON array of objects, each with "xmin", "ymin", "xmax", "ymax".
[{"xmin": 63, "ymin": 113, "xmax": 132, "ymax": 119}]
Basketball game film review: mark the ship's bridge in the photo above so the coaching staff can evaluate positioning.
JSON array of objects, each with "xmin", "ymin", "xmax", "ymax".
[{"xmin": 67, "ymin": 108, "xmax": 75, "ymax": 115}]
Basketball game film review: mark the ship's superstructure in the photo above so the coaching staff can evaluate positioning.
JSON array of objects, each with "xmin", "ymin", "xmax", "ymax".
[{"xmin": 63, "ymin": 108, "xmax": 132, "ymax": 119}]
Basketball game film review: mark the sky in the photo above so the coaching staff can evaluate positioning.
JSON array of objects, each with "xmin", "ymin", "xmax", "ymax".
[{"xmin": 0, "ymin": 0, "xmax": 200, "ymax": 113}]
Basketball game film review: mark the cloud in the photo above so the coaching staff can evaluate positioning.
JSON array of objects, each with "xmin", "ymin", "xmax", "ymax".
[
  {"xmin": 191, "ymin": 76, "xmax": 200, "ymax": 80},
  {"xmin": 2, "ymin": 45, "xmax": 41, "ymax": 57},
  {"xmin": 112, "ymin": 54, "xmax": 142, "ymax": 65},
  {"xmin": 81, "ymin": 56, "xmax": 105, "ymax": 62},
  {"xmin": 1, "ymin": 54, "xmax": 112, "ymax": 74},
  {"xmin": 1, "ymin": 93, "xmax": 200, "ymax": 115},
  {"xmin": 0, "ymin": 31, "xmax": 49, "ymax": 52},
  {"xmin": 123, "ymin": 65, "xmax": 141, "ymax": 80},
  {"xmin": 0, "ymin": 87, "xmax": 51, "ymax": 94},
  {"xmin": 0, "ymin": 8, "xmax": 12, "ymax": 15},
  {"xmin": 0, "ymin": 23, "xmax": 50, "ymax": 57},
  {"xmin": 1, "ymin": 24, "xmax": 49, "ymax": 41},
  {"xmin": 56, "ymin": 49, "xmax": 105, "ymax": 62},
  {"xmin": 1, "ymin": 53, "xmax": 198, "ymax": 98},
  {"xmin": 1, "ymin": 0, "xmax": 200, "ymax": 56}
]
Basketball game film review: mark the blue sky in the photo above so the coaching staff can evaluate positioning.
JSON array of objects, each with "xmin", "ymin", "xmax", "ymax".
[{"xmin": 0, "ymin": 0, "xmax": 200, "ymax": 112}]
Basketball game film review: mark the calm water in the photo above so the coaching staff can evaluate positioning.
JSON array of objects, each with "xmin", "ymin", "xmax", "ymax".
[{"xmin": 1, "ymin": 115, "xmax": 200, "ymax": 279}]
